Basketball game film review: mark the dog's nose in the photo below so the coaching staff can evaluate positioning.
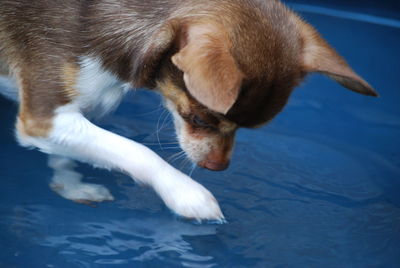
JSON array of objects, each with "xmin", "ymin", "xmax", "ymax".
[{"xmin": 198, "ymin": 160, "xmax": 230, "ymax": 171}]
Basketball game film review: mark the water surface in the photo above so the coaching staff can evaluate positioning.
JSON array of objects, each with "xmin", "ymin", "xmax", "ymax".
[{"xmin": 1, "ymin": 3, "xmax": 399, "ymax": 268}]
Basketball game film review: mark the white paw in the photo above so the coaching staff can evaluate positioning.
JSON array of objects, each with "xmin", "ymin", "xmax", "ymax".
[
  {"xmin": 155, "ymin": 173, "xmax": 224, "ymax": 221},
  {"xmin": 50, "ymin": 181, "xmax": 114, "ymax": 203}
]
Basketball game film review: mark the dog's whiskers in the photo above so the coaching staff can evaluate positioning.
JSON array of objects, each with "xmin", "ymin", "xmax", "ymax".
[
  {"xmin": 141, "ymin": 141, "xmax": 179, "ymax": 146},
  {"xmin": 167, "ymin": 150, "xmax": 186, "ymax": 163},
  {"xmin": 134, "ymin": 105, "xmax": 164, "ymax": 117},
  {"xmin": 155, "ymin": 109, "xmax": 169, "ymax": 150},
  {"xmin": 189, "ymin": 163, "xmax": 197, "ymax": 177},
  {"xmin": 179, "ymin": 157, "xmax": 192, "ymax": 171},
  {"xmin": 173, "ymin": 153, "xmax": 187, "ymax": 163},
  {"xmin": 160, "ymin": 146, "xmax": 181, "ymax": 150},
  {"xmin": 159, "ymin": 111, "xmax": 172, "ymax": 134}
]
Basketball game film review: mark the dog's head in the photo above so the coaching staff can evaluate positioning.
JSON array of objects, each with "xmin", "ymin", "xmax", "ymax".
[{"xmin": 135, "ymin": 1, "xmax": 377, "ymax": 171}]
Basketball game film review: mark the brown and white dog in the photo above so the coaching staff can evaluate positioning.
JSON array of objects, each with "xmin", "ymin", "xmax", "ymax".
[{"xmin": 0, "ymin": 0, "xmax": 377, "ymax": 221}]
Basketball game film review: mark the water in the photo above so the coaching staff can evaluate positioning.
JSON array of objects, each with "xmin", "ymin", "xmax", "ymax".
[{"xmin": 1, "ymin": 3, "xmax": 400, "ymax": 268}]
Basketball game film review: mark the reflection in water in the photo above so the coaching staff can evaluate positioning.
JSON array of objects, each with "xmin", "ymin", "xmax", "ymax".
[
  {"xmin": 1, "ymin": 99, "xmax": 399, "ymax": 267},
  {"xmin": 9, "ymin": 205, "xmax": 219, "ymax": 267},
  {"xmin": 1, "ymin": 34, "xmax": 400, "ymax": 266},
  {"xmin": 48, "ymin": 155, "xmax": 115, "ymax": 204}
]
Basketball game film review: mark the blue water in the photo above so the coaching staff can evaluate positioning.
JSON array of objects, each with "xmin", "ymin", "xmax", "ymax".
[{"xmin": 1, "ymin": 2, "xmax": 400, "ymax": 268}]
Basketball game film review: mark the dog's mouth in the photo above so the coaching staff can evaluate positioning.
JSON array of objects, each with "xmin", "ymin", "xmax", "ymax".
[
  {"xmin": 198, "ymin": 159, "xmax": 230, "ymax": 171},
  {"xmin": 163, "ymin": 98, "xmax": 234, "ymax": 172}
]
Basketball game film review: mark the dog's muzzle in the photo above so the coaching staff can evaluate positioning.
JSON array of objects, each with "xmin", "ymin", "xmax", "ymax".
[{"xmin": 198, "ymin": 159, "xmax": 230, "ymax": 171}]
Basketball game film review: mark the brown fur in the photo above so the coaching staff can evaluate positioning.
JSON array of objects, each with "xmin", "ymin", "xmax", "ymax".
[
  {"xmin": 172, "ymin": 21, "xmax": 244, "ymax": 114},
  {"xmin": 0, "ymin": 58, "xmax": 9, "ymax": 75},
  {"xmin": 62, "ymin": 62, "xmax": 80, "ymax": 100},
  {"xmin": 298, "ymin": 18, "xmax": 377, "ymax": 96},
  {"xmin": 0, "ymin": 0, "xmax": 376, "ymax": 168}
]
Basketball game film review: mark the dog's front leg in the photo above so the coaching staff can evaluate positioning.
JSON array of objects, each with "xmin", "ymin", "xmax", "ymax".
[{"xmin": 18, "ymin": 108, "xmax": 224, "ymax": 221}]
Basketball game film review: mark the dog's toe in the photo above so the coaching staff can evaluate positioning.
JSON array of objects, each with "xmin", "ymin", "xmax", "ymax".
[
  {"xmin": 172, "ymin": 187, "xmax": 224, "ymax": 221},
  {"xmin": 155, "ymin": 173, "xmax": 224, "ymax": 221}
]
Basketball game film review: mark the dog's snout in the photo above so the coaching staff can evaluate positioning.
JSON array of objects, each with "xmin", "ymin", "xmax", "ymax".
[
  {"xmin": 199, "ymin": 159, "xmax": 230, "ymax": 171},
  {"xmin": 194, "ymin": 136, "xmax": 234, "ymax": 171}
]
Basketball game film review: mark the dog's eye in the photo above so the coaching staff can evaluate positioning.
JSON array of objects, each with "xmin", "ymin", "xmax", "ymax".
[{"xmin": 191, "ymin": 115, "xmax": 210, "ymax": 128}]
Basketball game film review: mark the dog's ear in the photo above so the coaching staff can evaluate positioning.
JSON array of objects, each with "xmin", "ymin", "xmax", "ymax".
[
  {"xmin": 298, "ymin": 19, "xmax": 378, "ymax": 96},
  {"xmin": 171, "ymin": 22, "xmax": 244, "ymax": 114}
]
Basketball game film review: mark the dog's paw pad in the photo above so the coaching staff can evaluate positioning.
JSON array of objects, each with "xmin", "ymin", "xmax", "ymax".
[{"xmin": 50, "ymin": 182, "xmax": 114, "ymax": 203}]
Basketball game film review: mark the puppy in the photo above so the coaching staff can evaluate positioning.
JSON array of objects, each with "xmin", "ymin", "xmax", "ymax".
[{"xmin": 0, "ymin": 0, "xmax": 377, "ymax": 221}]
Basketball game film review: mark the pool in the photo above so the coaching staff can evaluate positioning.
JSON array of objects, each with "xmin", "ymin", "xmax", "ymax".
[{"xmin": 1, "ymin": 1, "xmax": 399, "ymax": 267}]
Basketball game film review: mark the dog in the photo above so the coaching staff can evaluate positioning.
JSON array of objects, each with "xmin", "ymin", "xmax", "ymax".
[{"xmin": 0, "ymin": 0, "xmax": 377, "ymax": 221}]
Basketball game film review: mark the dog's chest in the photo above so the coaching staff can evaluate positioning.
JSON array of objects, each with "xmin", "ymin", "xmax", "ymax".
[{"xmin": 75, "ymin": 57, "xmax": 129, "ymax": 117}]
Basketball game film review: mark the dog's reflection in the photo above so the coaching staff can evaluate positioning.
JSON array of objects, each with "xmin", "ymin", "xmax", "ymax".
[
  {"xmin": 48, "ymin": 155, "xmax": 114, "ymax": 204},
  {"xmin": 10, "ymin": 202, "xmax": 219, "ymax": 266}
]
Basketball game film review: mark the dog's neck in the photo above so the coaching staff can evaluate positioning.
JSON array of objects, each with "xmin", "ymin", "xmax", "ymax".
[{"xmin": 79, "ymin": 1, "xmax": 171, "ymax": 84}]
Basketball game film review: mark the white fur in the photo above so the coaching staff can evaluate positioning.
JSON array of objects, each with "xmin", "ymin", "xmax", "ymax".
[
  {"xmin": 48, "ymin": 155, "xmax": 114, "ymax": 202},
  {"xmin": 165, "ymin": 100, "xmax": 214, "ymax": 163},
  {"xmin": 16, "ymin": 57, "xmax": 224, "ymax": 221},
  {"xmin": 76, "ymin": 56, "xmax": 130, "ymax": 117}
]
